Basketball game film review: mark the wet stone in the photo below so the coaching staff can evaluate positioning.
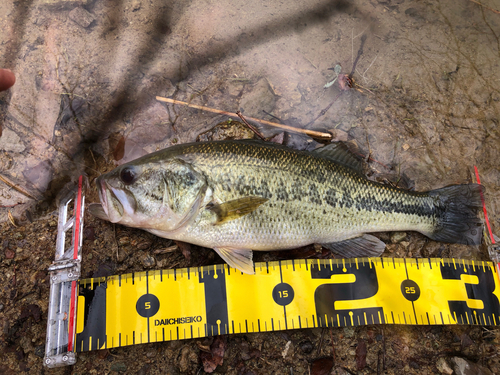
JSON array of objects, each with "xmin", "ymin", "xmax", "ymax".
[
  {"xmin": 40, "ymin": 0, "xmax": 89, "ymax": 5},
  {"xmin": 69, "ymin": 7, "xmax": 95, "ymax": 28},
  {"xmin": 450, "ymin": 357, "xmax": 493, "ymax": 375},
  {"xmin": 227, "ymin": 82, "xmax": 244, "ymax": 97},
  {"xmin": 0, "ymin": 128, "xmax": 25, "ymax": 153},
  {"xmin": 239, "ymin": 78, "xmax": 276, "ymax": 118}
]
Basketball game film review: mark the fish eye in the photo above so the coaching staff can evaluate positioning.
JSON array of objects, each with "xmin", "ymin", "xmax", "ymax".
[{"xmin": 120, "ymin": 166, "xmax": 137, "ymax": 185}]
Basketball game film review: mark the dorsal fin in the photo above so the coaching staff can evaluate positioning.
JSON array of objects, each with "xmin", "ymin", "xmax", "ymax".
[{"xmin": 312, "ymin": 142, "xmax": 363, "ymax": 173}]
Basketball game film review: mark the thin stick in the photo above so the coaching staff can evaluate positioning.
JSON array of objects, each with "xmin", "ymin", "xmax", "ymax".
[
  {"xmin": 469, "ymin": 0, "xmax": 500, "ymax": 14},
  {"xmin": 153, "ymin": 245, "xmax": 179, "ymax": 254},
  {"xmin": 156, "ymin": 96, "xmax": 332, "ymax": 140},
  {"xmin": 8, "ymin": 210, "xmax": 18, "ymax": 227},
  {"xmin": 0, "ymin": 174, "xmax": 41, "ymax": 200},
  {"xmin": 236, "ymin": 111, "xmax": 265, "ymax": 140}
]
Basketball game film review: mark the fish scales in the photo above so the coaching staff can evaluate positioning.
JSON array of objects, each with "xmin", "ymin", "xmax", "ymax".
[
  {"xmin": 173, "ymin": 141, "xmax": 435, "ymax": 249},
  {"xmin": 91, "ymin": 140, "xmax": 483, "ymax": 273}
]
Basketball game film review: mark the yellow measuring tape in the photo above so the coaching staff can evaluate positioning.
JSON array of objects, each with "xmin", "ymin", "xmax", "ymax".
[{"xmin": 74, "ymin": 257, "xmax": 500, "ymax": 352}]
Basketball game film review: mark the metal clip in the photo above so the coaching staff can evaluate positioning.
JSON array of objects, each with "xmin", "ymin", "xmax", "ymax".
[{"xmin": 44, "ymin": 176, "xmax": 85, "ymax": 368}]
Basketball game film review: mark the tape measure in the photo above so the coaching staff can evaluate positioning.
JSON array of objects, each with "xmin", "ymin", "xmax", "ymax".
[
  {"xmin": 43, "ymin": 174, "xmax": 500, "ymax": 367},
  {"xmin": 74, "ymin": 257, "xmax": 500, "ymax": 352}
]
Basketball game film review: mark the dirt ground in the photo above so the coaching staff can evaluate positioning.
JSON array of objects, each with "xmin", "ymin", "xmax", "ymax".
[{"xmin": 1, "ymin": 0, "xmax": 499, "ymax": 373}]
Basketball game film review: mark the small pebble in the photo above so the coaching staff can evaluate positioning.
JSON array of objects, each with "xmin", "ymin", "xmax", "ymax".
[
  {"xmin": 391, "ymin": 232, "xmax": 407, "ymax": 243},
  {"xmin": 34, "ymin": 345, "xmax": 45, "ymax": 358},
  {"xmin": 299, "ymin": 340, "xmax": 313, "ymax": 354},
  {"xmin": 141, "ymin": 254, "xmax": 156, "ymax": 268},
  {"xmin": 436, "ymin": 357, "xmax": 453, "ymax": 374},
  {"xmin": 110, "ymin": 362, "xmax": 127, "ymax": 372},
  {"xmin": 118, "ymin": 236, "xmax": 130, "ymax": 246},
  {"xmin": 69, "ymin": 7, "xmax": 95, "ymax": 28},
  {"xmin": 131, "ymin": 0, "xmax": 141, "ymax": 11},
  {"xmin": 343, "ymin": 327, "xmax": 355, "ymax": 338},
  {"xmin": 410, "ymin": 360, "xmax": 420, "ymax": 369}
]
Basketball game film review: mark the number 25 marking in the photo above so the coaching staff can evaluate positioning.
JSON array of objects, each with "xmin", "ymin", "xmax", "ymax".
[{"xmin": 405, "ymin": 287, "xmax": 416, "ymax": 294}]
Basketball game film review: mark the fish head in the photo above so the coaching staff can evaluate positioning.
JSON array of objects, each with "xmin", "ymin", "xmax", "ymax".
[{"xmin": 90, "ymin": 156, "xmax": 210, "ymax": 233}]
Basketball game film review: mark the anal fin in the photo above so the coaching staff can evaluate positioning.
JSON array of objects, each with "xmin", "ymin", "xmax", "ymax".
[
  {"xmin": 214, "ymin": 247, "xmax": 254, "ymax": 274},
  {"xmin": 209, "ymin": 196, "xmax": 268, "ymax": 224},
  {"xmin": 321, "ymin": 234, "xmax": 386, "ymax": 258}
]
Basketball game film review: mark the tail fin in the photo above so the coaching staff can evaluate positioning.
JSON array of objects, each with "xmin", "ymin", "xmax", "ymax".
[{"xmin": 427, "ymin": 184, "xmax": 484, "ymax": 245}]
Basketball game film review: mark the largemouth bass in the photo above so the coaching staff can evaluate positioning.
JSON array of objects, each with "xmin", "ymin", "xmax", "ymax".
[{"xmin": 89, "ymin": 140, "xmax": 484, "ymax": 273}]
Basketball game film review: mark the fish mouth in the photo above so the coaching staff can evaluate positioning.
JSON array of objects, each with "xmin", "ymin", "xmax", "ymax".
[
  {"xmin": 95, "ymin": 176, "xmax": 124, "ymax": 223},
  {"xmin": 97, "ymin": 176, "xmax": 108, "ymax": 212}
]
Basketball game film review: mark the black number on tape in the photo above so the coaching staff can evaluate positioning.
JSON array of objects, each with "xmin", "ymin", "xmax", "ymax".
[
  {"xmin": 272, "ymin": 283, "xmax": 294, "ymax": 306},
  {"xmin": 401, "ymin": 279, "xmax": 420, "ymax": 302},
  {"xmin": 136, "ymin": 294, "xmax": 160, "ymax": 318},
  {"xmin": 441, "ymin": 262, "xmax": 500, "ymax": 325},
  {"xmin": 311, "ymin": 261, "xmax": 384, "ymax": 327}
]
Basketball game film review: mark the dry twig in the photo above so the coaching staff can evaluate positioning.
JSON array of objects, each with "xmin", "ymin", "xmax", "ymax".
[
  {"xmin": 8, "ymin": 210, "xmax": 18, "ymax": 227},
  {"xmin": 0, "ymin": 174, "xmax": 41, "ymax": 200},
  {"xmin": 236, "ymin": 111, "xmax": 265, "ymax": 140},
  {"xmin": 469, "ymin": 0, "xmax": 500, "ymax": 14},
  {"xmin": 153, "ymin": 245, "xmax": 179, "ymax": 254},
  {"xmin": 156, "ymin": 96, "xmax": 332, "ymax": 141}
]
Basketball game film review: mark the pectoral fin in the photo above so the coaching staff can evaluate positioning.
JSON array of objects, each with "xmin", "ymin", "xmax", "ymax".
[
  {"xmin": 209, "ymin": 196, "xmax": 268, "ymax": 224},
  {"xmin": 88, "ymin": 203, "xmax": 110, "ymax": 221},
  {"xmin": 214, "ymin": 247, "xmax": 254, "ymax": 274},
  {"xmin": 321, "ymin": 234, "xmax": 386, "ymax": 258}
]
